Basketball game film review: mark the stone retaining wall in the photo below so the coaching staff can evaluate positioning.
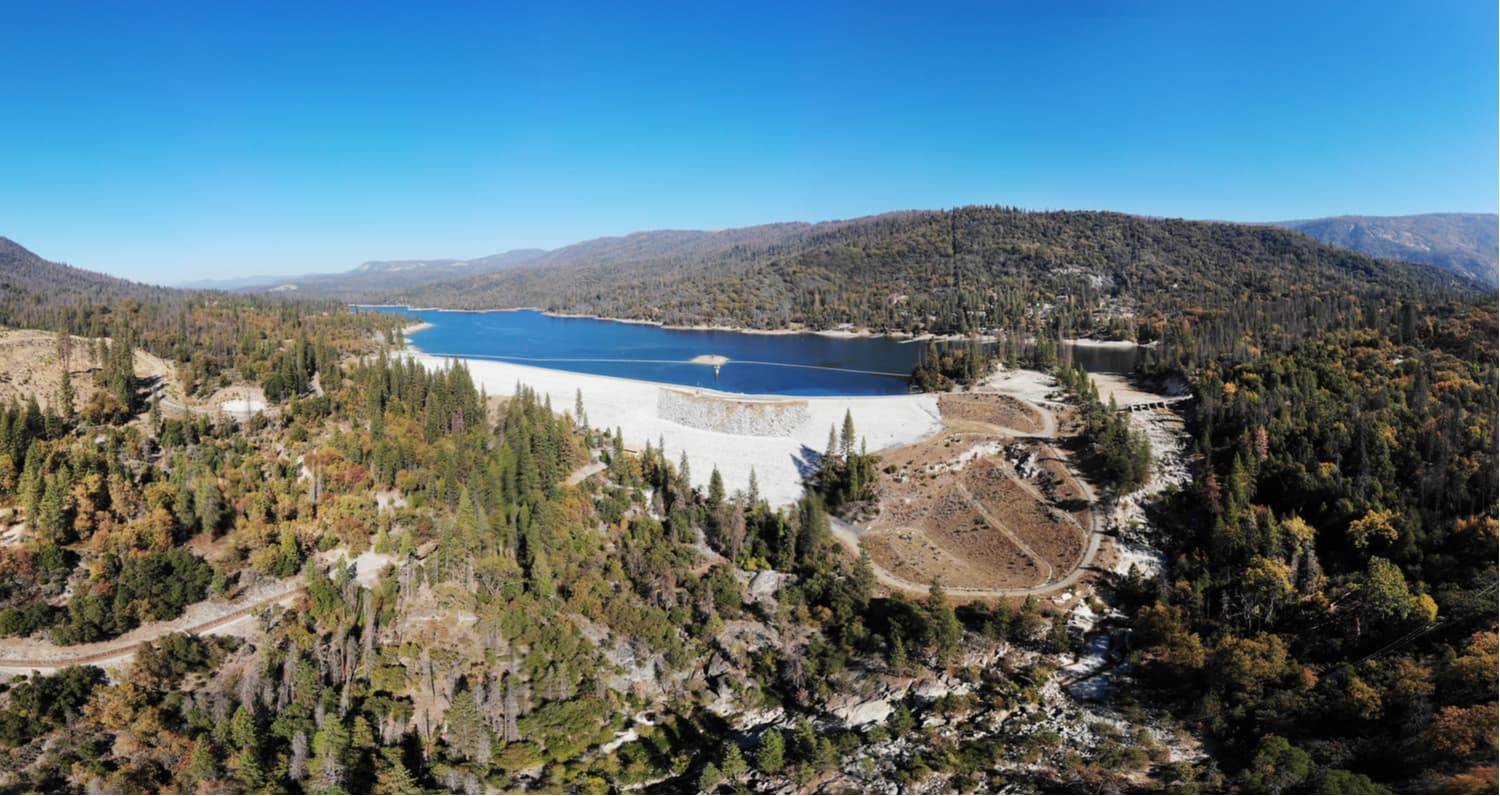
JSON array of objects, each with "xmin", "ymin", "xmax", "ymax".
[{"xmin": 657, "ymin": 389, "xmax": 810, "ymax": 437}]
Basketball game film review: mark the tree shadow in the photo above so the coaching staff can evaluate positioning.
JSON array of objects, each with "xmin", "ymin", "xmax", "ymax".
[{"xmin": 792, "ymin": 444, "xmax": 824, "ymax": 483}]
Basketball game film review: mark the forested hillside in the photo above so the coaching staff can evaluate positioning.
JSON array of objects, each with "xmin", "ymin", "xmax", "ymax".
[
  {"xmin": 1274, "ymin": 213, "xmax": 1498, "ymax": 286},
  {"xmin": 0, "ymin": 326, "xmax": 1149, "ymax": 793},
  {"xmin": 378, "ymin": 208, "xmax": 1475, "ymax": 340},
  {"xmin": 0, "ymin": 230, "xmax": 1491, "ymax": 793},
  {"xmin": 0, "ymin": 237, "xmax": 397, "ymax": 398},
  {"xmin": 1124, "ymin": 299, "xmax": 1498, "ymax": 792}
]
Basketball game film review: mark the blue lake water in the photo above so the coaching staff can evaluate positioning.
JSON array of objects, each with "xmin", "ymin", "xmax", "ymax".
[
  {"xmin": 364, "ymin": 308, "xmax": 927, "ymax": 396},
  {"xmin": 358, "ymin": 307, "xmax": 1146, "ymax": 396}
]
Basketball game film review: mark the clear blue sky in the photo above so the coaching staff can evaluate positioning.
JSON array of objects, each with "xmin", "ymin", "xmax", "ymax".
[{"xmin": 2, "ymin": 0, "xmax": 1494, "ymax": 284}]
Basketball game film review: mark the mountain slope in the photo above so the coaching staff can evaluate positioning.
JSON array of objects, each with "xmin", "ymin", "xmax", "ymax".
[
  {"xmin": 1273, "ymin": 213, "xmax": 1497, "ymax": 285},
  {"xmin": 0, "ymin": 237, "xmax": 186, "ymax": 327},
  {"xmin": 373, "ymin": 208, "xmax": 1476, "ymax": 335},
  {"xmin": 178, "ymin": 274, "xmax": 315, "ymax": 290},
  {"xmin": 249, "ymin": 248, "xmax": 549, "ymax": 295}
]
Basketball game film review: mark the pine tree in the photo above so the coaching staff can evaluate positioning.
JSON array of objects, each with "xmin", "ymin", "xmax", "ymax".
[
  {"xmin": 698, "ymin": 762, "xmax": 723, "ymax": 793},
  {"xmin": 754, "ymin": 728, "xmax": 785, "ymax": 773},
  {"xmin": 229, "ymin": 704, "xmax": 258, "ymax": 750},
  {"xmin": 232, "ymin": 750, "xmax": 265, "ymax": 792},
  {"xmin": 840, "ymin": 410, "xmax": 856, "ymax": 459},
  {"xmin": 823, "ymin": 423, "xmax": 839, "ymax": 483},
  {"xmin": 445, "ymin": 689, "xmax": 491, "ymax": 763},
  {"xmin": 526, "ymin": 526, "xmax": 555, "ymax": 598},
  {"xmin": 183, "ymin": 736, "xmax": 219, "ymax": 786},
  {"xmin": 37, "ymin": 474, "xmax": 69, "ymax": 545},
  {"xmin": 721, "ymin": 743, "xmax": 748, "ymax": 778},
  {"xmin": 852, "ymin": 547, "xmax": 876, "ymax": 607},
  {"xmin": 375, "ymin": 748, "xmax": 419, "ymax": 794},
  {"xmin": 708, "ymin": 466, "xmax": 725, "ymax": 507},
  {"xmin": 927, "ymin": 581, "xmax": 962, "ymax": 666},
  {"xmin": 193, "ymin": 470, "xmax": 223, "ymax": 535},
  {"xmin": 889, "ymin": 629, "xmax": 909, "ymax": 673}
]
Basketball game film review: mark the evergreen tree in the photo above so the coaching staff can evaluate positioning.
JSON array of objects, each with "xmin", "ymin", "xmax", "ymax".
[
  {"xmin": 720, "ymin": 743, "xmax": 748, "ymax": 778},
  {"xmin": 926, "ymin": 581, "xmax": 962, "ymax": 666},
  {"xmin": 754, "ymin": 728, "xmax": 785, "ymax": 773}
]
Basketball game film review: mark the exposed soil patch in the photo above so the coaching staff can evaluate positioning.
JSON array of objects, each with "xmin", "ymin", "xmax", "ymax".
[
  {"xmin": 962, "ymin": 457, "xmax": 1084, "ymax": 573},
  {"xmin": 938, "ymin": 392, "xmax": 1043, "ymax": 434},
  {"xmin": 0, "ymin": 329, "xmax": 105, "ymax": 412},
  {"xmin": 860, "ymin": 393, "xmax": 1092, "ymax": 593}
]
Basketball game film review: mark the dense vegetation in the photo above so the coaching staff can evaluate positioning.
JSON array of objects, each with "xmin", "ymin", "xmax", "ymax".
[
  {"xmin": 1057, "ymin": 363, "xmax": 1153, "ymax": 493},
  {"xmin": 0, "ymin": 226, "xmax": 1491, "ymax": 794},
  {"xmin": 0, "ymin": 347, "xmax": 985, "ymax": 792},
  {"xmin": 378, "ymin": 208, "xmax": 1471, "ymax": 342},
  {"xmin": 910, "ymin": 340, "xmax": 994, "ymax": 392},
  {"xmin": 0, "ymin": 236, "xmax": 396, "ymax": 398},
  {"xmin": 1122, "ymin": 300, "xmax": 1497, "ymax": 792}
]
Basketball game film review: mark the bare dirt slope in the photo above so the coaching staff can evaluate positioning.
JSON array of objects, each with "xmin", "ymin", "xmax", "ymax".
[
  {"xmin": 848, "ymin": 373, "xmax": 1099, "ymax": 597},
  {"xmin": 0, "ymin": 328, "xmax": 188, "ymax": 413},
  {"xmin": 0, "ymin": 330, "xmax": 104, "ymax": 411}
]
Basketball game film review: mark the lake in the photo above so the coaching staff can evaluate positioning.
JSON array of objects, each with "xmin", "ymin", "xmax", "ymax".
[
  {"xmin": 1060, "ymin": 341, "xmax": 1146, "ymax": 373},
  {"xmin": 359, "ymin": 308, "xmax": 1147, "ymax": 396},
  {"xmin": 366, "ymin": 308, "xmax": 926, "ymax": 396}
]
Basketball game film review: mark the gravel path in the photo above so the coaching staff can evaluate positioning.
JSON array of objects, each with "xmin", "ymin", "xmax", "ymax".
[{"xmin": 0, "ymin": 577, "xmax": 301, "ymax": 675}]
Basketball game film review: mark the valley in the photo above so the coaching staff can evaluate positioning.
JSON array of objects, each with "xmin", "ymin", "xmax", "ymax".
[
  {"xmin": 0, "ymin": 208, "xmax": 1490, "ymax": 794},
  {"xmin": 1, "ymin": 3, "xmax": 1494, "ymax": 791}
]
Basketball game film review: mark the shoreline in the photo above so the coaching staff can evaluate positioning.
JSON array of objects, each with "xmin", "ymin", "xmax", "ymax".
[
  {"xmin": 1063, "ymin": 337, "xmax": 1151, "ymax": 349},
  {"xmin": 362, "ymin": 303, "xmax": 1000, "ymax": 343},
  {"xmin": 366, "ymin": 304, "xmax": 1156, "ymax": 350},
  {"xmin": 403, "ymin": 351, "xmax": 943, "ymax": 507}
]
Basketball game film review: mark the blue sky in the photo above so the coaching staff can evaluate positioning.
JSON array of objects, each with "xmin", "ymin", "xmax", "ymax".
[{"xmin": 2, "ymin": 1, "xmax": 1494, "ymax": 284}]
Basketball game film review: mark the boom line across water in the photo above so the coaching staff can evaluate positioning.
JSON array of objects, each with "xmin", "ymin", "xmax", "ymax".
[{"xmin": 419, "ymin": 351, "xmax": 912, "ymax": 379}]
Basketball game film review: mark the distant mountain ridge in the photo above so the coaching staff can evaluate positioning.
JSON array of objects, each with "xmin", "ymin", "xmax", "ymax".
[
  {"xmin": 214, "ymin": 211, "xmax": 1495, "ymax": 308},
  {"xmin": 359, "ymin": 207, "xmax": 1477, "ymax": 335},
  {"xmin": 1271, "ymin": 213, "xmax": 1497, "ymax": 285},
  {"xmin": 352, "ymin": 248, "xmax": 548, "ymax": 275},
  {"xmin": 219, "ymin": 248, "xmax": 551, "ymax": 296}
]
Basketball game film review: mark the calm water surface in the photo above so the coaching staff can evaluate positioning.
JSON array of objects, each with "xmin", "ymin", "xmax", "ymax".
[
  {"xmin": 368, "ymin": 308, "xmax": 925, "ymax": 396},
  {"xmin": 1061, "ymin": 342, "xmax": 1145, "ymax": 373},
  {"xmin": 360, "ymin": 308, "xmax": 1147, "ymax": 396}
]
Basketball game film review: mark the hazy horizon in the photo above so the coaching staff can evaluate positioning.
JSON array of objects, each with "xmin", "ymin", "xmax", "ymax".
[{"xmin": 0, "ymin": 205, "xmax": 1488, "ymax": 289}]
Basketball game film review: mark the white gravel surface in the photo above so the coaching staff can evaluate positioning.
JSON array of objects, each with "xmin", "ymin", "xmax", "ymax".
[{"xmin": 411, "ymin": 354, "xmax": 942, "ymax": 507}]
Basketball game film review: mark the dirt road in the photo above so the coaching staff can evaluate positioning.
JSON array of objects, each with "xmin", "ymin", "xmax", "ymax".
[{"xmin": 0, "ymin": 578, "xmax": 301, "ymax": 675}]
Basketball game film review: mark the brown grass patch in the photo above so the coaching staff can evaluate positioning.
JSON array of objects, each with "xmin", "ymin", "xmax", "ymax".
[
  {"xmin": 962, "ymin": 458, "xmax": 1085, "ymax": 573},
  {"xmin": 938, "ymin": 393, "xmax": 1043, "ymax": 434},
  {"xmin": 859, "ymin": 395, "xmax": 1093, "ymax": 591}
]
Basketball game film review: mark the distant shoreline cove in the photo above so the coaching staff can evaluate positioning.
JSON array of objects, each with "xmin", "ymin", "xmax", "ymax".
[{"xmin": 361, "ymin": 304, "xmax": 1149, "ymax": 347}]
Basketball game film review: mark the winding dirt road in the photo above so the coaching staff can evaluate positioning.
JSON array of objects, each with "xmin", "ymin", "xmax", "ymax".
[{"xmin": 0, "ymin": 578, "xmax": 301, "ymax": 675}]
